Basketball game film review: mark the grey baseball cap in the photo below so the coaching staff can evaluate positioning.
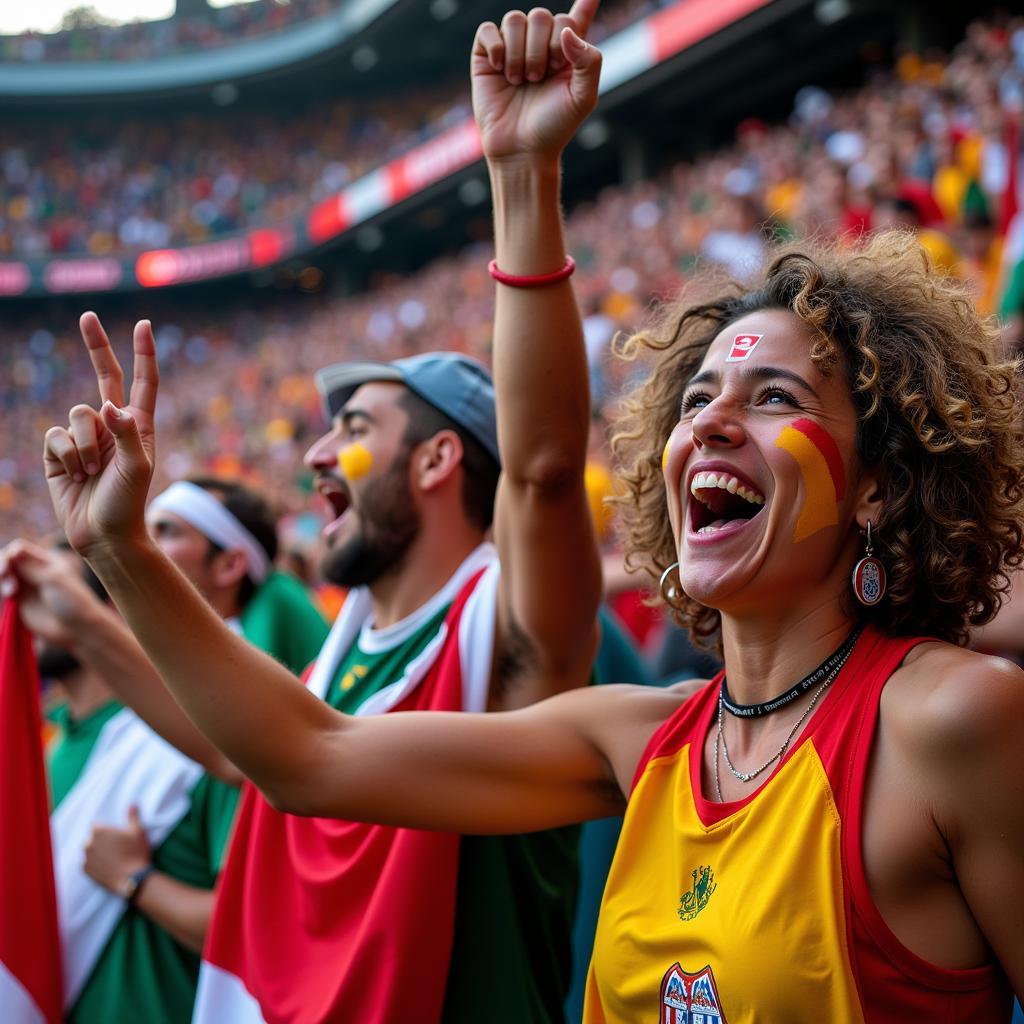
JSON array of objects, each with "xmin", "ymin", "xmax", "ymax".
[{"xmin": 315, "ymin": 352, "xmax": 499, "ymax": 464}]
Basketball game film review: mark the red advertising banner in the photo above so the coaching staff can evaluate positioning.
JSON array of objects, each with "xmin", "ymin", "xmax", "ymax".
[
  {"xmin": 649, "ymin": 0, "xmax": 773, "ymax": 64},
  {"xmin": 136, "ymin": 238, "xmax": 251, "ymax": 287},
  {"xmin": 307, "ymin": 196, "xmax": 351, "ymax": 245},
  {"xmin": 0, "ymin": 263, "xmax": 30, "ymax": 297},
  {"xmin": 249, "ymin": 228, "xmax": 293, "ymax": 267},
  {"xmin": 43, "ymin": 258, "xmax": 122, "ymax": 294},
  {"xmin": 387, "ymin": 120, "xmax": 483, "ymax": 203}
]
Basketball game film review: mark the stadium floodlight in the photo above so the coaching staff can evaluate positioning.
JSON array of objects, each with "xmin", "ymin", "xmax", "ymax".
[
  {"xmin": 356, "ymin": 226, "xmax": 384, "ymax": 252},
  {"xmin": 211, "ymin": 83, "xmax": 239, "ymax": 107},
  {"xmin": 815, "ymin": 0, "xmax": 851, "ymax": 24},
  {"xmin": 430, "ymin": 0, "xmax": 458, "ymax": 20},
  {"xmin": 458, "ymin": 179, "xmax": 488, "ymax": 207},
  {"xmin": 352, "ymin": 46, "xmax": 379, "ymax": 72},
  {"xmin": 577, "ymin": 119, "xmax": 610, "ymax": 151}
]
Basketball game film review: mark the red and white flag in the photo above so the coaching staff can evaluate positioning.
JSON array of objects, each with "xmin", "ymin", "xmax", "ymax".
[{"xmin": 0, "ymin": 598, "xmax": 62, "ymax": 1023}]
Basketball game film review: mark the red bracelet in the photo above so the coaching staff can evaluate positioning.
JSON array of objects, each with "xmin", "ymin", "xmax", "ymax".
[{"xmin": 488, "ymin": 255, "xmax": 576, "ymax": 287}]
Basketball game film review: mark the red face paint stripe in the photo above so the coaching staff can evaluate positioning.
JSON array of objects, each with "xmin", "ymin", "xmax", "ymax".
[{"xmin": 791, "ymin": 418, "xmax": 846, "ymax": 500}]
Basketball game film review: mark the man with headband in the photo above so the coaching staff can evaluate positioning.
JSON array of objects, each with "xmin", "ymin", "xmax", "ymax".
[
  {"xmin": 146, "ymin": 477, "xmax": 329, "ymax": 670},
  {"xmin": 0, "ymin": 479, "xmax": 327, "ymax": 1024}
]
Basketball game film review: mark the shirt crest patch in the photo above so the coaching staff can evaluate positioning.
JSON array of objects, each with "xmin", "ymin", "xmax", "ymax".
[
  {"xmin": 340, "ymin": 664, "xmax": 369, "ymax": 691},
  {"xmin": 660, "ymin": 963, "xmax": 728, "ymax": 1023},
  {"xmin": 678, "ymin": 865, "xmax": 717, "ymax": 922}
]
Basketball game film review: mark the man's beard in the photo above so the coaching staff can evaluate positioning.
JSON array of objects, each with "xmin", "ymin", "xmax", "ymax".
[{"xmin": 320, "ymin": 453, "xmax": 421, "ymax": 588}]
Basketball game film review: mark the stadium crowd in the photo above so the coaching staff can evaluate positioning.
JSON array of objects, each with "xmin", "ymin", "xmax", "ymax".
[
  {"xmin": 0, "ymin": 80, "xmax": 470, "ymax": 256},
  {"xmin": 3, "ymin": 16, "xmax": 1024, "ymax": 553},
  {"xmin": 0, "ymin": 0, "xmax": 657, "ymax": 64},
  {"xmin": 1, "ymin": 0, "xmax": 670, "ymax": 258}
]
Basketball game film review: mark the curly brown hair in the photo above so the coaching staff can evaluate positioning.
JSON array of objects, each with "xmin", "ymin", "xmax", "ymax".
[{"xmin": 611, "ymin": 231, "xmax": 1024, "ymax": 647}]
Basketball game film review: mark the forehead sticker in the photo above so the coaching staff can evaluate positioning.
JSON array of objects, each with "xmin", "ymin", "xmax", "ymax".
[
  {"xmin": 338, "ymin": 442, "xmax": 374, "ymax": 481},
  {"xmin": 775, "ymin": 418, "xmax": 846, "ymax": 542},
  {"xmin": 725, "ymin": 333, "xmax": 764, "ymax": 362}
]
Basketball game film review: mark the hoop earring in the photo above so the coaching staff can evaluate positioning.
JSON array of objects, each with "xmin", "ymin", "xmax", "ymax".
[
  {"xmin": 852, "ymin": 519, "xmax": 886, "ymax": 606},
  {"xmin": 659, "ymin": 562, "xmax": 682, "ymax": 606}
]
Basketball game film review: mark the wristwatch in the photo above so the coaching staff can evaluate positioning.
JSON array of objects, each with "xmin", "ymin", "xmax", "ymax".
[{"xmin": 120, "ymin": 865, "xmax": 155, "ymax": 904}]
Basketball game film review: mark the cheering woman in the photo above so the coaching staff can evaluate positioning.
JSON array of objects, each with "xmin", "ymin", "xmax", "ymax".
[{"xmin": 24, "ymin": 1, "xmax": 1024, "ymax": 1019}]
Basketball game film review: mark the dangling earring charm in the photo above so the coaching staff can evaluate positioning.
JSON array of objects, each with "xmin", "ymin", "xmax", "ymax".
[
  {"xmin": 852, "ymin": 520, "xmax": 886, "ymax": 606},
  {"xmin": 659, "ymin": 562, "xmax": 682, "ymax": 606}
]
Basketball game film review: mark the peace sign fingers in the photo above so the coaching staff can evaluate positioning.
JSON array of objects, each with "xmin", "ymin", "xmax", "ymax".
[
  {"xmin": 127, "ymin": 319, "xmax": 159, "ymax": 425},
  {"xmin": 80, "ymin": 311, "xmax": 127, "ymax": 409}
]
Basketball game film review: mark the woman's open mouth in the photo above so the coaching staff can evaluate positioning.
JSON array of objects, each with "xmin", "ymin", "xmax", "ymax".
[{"xmin": 687, "ymin": 469, "xmax": 765, "ymax": 537}]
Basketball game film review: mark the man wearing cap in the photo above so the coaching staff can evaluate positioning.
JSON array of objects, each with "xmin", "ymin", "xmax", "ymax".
[
  {"xmin": 180, "ymin": 347, "xmax": 596, "ymax": 1023},
  {"xmin": 0, "ymin": 479, "xmax": 327, "ymax": 1024},
  {"xmin": 36, "ymin": 6, "xmax": 603, "ymax": 1018}
]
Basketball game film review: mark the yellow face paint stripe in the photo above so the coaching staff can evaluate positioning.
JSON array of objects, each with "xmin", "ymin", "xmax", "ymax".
[
  {"xmin": 338, "ymin": 442, "xmax": 373, "ymax": 480},
  {"xmin": 775, "ymin": 425, "xmax": 839, "ymax": 541}
]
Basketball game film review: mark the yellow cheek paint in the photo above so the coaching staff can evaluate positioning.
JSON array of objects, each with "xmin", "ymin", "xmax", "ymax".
[
  {"xmin": 774, "ymin": 418, "xmax": 847, "ymax": 542},
  {"xmin": 338, "ymin": 442, "xmax": 373, "ymax": 480},
  {"xmin": 662, "ymin": 439, "xmax": 671, "ymax": 473}
]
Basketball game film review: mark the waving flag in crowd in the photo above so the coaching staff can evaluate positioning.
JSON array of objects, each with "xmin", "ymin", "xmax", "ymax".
[{"xmin": 0, "ymin": 598, "xmax": 62, "ymax": 1024}]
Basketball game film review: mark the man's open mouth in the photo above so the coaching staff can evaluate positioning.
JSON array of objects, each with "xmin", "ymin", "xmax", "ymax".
[
  {"xmin": 688, "ymin": 470, "xmax": 765, "ymax": 535},
  {"xmin": 316, "ymin": 478, "xmax": 352, "ymax": 532}
]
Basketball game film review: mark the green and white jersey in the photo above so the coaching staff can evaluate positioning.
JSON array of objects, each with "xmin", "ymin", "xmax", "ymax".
[
  {"xmin": 309, "ymin": 544, "xmax": 580, "ymax": 1024},
  {"xmin": 49, "ymin": 702, "xmax": 210, "ymax": 1020},
  {"xmin": 51, "ymin": 577, "xmax": 326, "ymax": 1024}
]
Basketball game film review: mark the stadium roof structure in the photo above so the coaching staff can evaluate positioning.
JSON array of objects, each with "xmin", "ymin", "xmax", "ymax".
[{"xmin": 0, "ymin": 0, "xmax": 400, "ymax": 99}]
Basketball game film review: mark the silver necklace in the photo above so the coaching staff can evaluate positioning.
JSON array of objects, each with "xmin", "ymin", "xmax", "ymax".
[{"xmin": 712, "ymin": 644, "xmax": 854, "ymax": 802}]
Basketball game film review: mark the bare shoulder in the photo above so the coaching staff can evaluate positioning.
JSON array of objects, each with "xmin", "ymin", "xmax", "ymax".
[{"xmin": 886, "ymin": 641, "xmax": 1024, "ymax": 765}]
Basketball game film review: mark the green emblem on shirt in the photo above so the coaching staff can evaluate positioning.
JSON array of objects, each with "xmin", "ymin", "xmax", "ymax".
[{"xmin": 678, "ymin": 865, "xmax": 717, "ymax": 922}]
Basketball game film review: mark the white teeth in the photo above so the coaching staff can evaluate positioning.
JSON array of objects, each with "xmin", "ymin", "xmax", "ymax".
[{"xmin": 689, "ymin": 472, "xmax": 765, "ymax": 505}]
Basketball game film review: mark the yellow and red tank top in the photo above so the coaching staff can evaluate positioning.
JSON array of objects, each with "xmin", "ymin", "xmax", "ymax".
[{"xmin": 585, "ymin": 625, "xmax": 1013, "ymax": 1023}]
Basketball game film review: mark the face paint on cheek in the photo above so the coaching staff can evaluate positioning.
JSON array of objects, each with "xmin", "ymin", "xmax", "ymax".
[
  {"xmin": 661, "ymin": 426, "xmax": 695, "ymax": 537},
  {"xmin": 774, "ymin": 419, "xmax": 847, "ymax": 542},
  {"xmin": 338, "ymin": 442, "xmax": 374, "ymax": 481}
]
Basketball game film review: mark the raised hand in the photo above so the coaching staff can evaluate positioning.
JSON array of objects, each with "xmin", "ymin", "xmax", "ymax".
[
  {"xmin": 43, "ymin": 313, "xmax": 158, "ymax": 557},
  {"xmin": 0, "ymin": 540, "xmax": 105, "ymax": 648},
  {"xmin": 471, "ymin": 0, "xmax": 602, "ymax": 164}
]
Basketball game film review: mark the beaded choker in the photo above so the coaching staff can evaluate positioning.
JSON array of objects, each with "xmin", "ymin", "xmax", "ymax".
[{"xmin": 720, "ymin": 626, "xmax": 863, "ymax": 719}]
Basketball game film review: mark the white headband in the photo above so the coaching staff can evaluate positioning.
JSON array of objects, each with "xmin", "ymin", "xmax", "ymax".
[{"xmin": 149, "ymin": 481, "xmax": 270, "ymax": 584}]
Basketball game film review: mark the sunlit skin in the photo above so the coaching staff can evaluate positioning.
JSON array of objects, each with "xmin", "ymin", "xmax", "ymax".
[
  {"xmin": 662, "ymin": 308, "xmax": 880, "ymax": 634},
  {"xmin": 146, "ymin": 511, "xmax": 220, "ymax": 598},
  {"xmin": 303, "ymin": 382, "xmax": 410, "ymax": 552},
  {"xmin": 145, "ymin": 508, "xmax": 247, "ymax": 619}
]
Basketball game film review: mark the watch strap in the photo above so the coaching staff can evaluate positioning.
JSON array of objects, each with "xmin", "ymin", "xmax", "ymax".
[{"xmin": 124, "ymin": 864, "xmax": 155, "ymax": 904}]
